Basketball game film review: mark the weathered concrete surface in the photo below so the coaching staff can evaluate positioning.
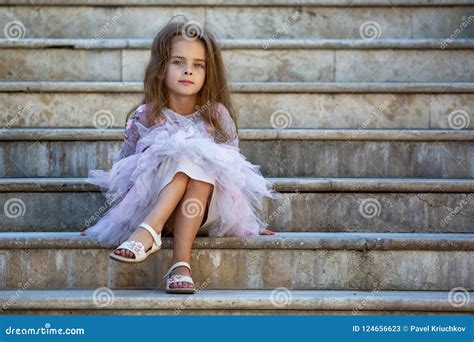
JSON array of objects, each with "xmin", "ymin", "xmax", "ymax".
[
  {"xmin": 1, "ymin": 88, "xmax": 472, "ymax": 129},
  {"xmin": 0, "ymin": 232, "xmax": 472, "ymax": 290},
  {"xmin": 1, "ymin": 137, "xmax": 472, "ymax": 177},
  {"xmin": 1, "ymin": 181, "xmax": 473, "ymax": 232},
  {"xmin": 1, "ymin": 5, "xmax": 472, "ymax": 39},
  {"xmin": 4, "ymin": 46, "xmax": 472, "ymax": 82},
  {"xmin": 0, "ymin": 289, "xmax": 472, "ymax": 315},
  {"xmin": 3, "ymin": 0, "xmax": 473, "ymax": 5}
]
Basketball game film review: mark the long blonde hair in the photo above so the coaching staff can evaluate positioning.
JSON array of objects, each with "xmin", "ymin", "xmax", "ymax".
[{"xmin": 125, "ymin": 17, "xmax": 238, "ymax": 143}]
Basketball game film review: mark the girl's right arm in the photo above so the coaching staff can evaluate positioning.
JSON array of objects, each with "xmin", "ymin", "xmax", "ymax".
[{"xmin": 116, "ymin": 107, "xmax": 142, "ymax": 161}]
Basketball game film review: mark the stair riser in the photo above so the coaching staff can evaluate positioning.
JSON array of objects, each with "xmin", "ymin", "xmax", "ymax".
[
  {"xmin": 1, "ymin": 140, "xmax": 472, "ymax": 178},
  {"xmin": 3, "ymin": 48, "xmax": 473, "ymax": 82},
  {"xmin": 2, "ymin": 92, "xmax": 473, "ymax": 129},
  {"xmin": 1, "ymin": 192, "xmax": 472, "ymax": 232},
  {"xmin": 0, "ymin": 310, "xmax": 467, "ymax": 315},
  {"xmin": 1, "ymin": 6, "xmax": 472, "ymax": 39},
  {"xmin": 0, "ymin": 248, "xmax": 471, "ymax": 290}
]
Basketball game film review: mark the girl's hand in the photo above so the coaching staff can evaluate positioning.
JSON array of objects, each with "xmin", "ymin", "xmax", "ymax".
[{"xmin": 259, "ymin": 228, "xmax": 275, "ymax": 235}]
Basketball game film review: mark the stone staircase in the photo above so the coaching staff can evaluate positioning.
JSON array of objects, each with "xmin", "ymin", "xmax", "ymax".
[{"xmin": 0, "ymin": 0, "xmax": 473, "ymax": 315}]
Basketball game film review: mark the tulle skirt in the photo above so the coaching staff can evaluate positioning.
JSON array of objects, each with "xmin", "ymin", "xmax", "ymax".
[{"xmin": 82, "ymin": 125, "xmax": 278, "ymax": 246}]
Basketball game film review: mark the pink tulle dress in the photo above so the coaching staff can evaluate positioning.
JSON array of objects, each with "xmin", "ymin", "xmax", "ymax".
[{"xmin": 82, "ymin": 102, "xmax": 278, "ymax": 246}]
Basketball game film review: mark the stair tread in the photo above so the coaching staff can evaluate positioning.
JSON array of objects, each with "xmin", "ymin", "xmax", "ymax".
[
  {"xmin": 2, "ymin": 128, "xmax": 473, "ymax": 141},
  {"xmin": 1, "ymin": 289, "xmax": 471, "ymax": 312},
  {"xmin": 1, "ymin": 177, "xmax": 473, "ymax": 193},
  {"xmin": 3, "ymin": 0, "xmax": 472, "ymax": 6},
  {"xmin": 2, "ymin": 38, "xmax": 473, "ymax": 49},
  {"xmin": 1, "ymin": 81, "xmax": 473, "ymax": 93},
  {"xmin": 1, "ymin": 231, "xmax": 472, "ymax": 250}
]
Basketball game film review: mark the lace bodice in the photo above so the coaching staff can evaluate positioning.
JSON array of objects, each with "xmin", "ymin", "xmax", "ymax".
[{"xmin": 117, "ymin": 102, "xmax": 239, "ymax": 161}]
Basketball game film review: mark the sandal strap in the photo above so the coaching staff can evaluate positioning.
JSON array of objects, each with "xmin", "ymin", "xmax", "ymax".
[
  {"xmin": 163, "ymin": 261, "xmax": 192, "ymax": 279},
  {"xmin": 138, "ymin": 222, "xmax": 162, "ymax": 247},
  {"xmin": 115, "ymin": 240, "xmax": 145, "ymax": 258},
  {"xmin": 168, "ymin": 274, "xmax": 194, "ymax": 285}
]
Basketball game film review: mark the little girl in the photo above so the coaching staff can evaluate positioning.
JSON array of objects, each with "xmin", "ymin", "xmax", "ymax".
[{"xmin": 81, "ymin": 19, "xmax": 278, "ymax": 294}]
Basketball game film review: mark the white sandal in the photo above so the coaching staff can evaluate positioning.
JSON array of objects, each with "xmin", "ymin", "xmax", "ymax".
[
  {"xmin": 164, "ymin": 261, "xmax": 196, "ymax": 294},
  {"xmin": 109, "ymin": 222, "xmax": 162, "ymax": 263}
]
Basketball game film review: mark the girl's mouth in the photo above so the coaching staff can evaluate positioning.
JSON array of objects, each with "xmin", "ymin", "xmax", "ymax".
[{"xmin": 179, "ymin": 80, "xmax": 194, "ymax": 84}]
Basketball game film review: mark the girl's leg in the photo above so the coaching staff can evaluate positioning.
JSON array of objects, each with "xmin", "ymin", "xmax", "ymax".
[
  {"xmin": 168, "ymin": 178, "xmax": 214, "ymax": 289},
  {"xmin": 115, "ymin": 171, "xmax": 190, "ymax": 258}
]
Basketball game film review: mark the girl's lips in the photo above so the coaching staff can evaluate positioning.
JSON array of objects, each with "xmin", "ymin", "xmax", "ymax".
[{"xmin": 179, "ymin": 80, "xmax": 194, "ymax": 84}]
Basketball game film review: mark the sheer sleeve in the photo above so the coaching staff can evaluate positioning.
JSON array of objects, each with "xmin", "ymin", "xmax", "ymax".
[
  {"xmin": 116, "ymin": 106, "xmax": 144, "ymax": 161},
  {"xmin": 216, "ymin": 103, "xmax": 239, "ymax": 148}
]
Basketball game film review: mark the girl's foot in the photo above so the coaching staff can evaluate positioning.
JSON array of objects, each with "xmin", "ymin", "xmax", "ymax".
[
  {"xmin": 114, "ymin": 226, "xmax": 156, "ymax": 259},
  {"xmin": 259, "ymin": 228, "xmax": 275, "ymax": 235},
  {"xmin": 168, "ymin": 265, "xmax": 195, "ymax": 289}
]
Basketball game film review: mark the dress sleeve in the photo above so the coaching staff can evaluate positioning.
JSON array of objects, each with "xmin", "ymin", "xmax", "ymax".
[
  {"xmin": 216, "ymin": 103, "xmax": 239, "ymax": 148},
  {"xmin": 117, "ymin": 107, "xmax": 142, "ymax": 161}
]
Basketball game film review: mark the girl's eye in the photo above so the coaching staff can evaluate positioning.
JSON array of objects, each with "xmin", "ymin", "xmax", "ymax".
[{"xmin": 172, "ymin": 60, "xmax": 204, "ymax": 69}]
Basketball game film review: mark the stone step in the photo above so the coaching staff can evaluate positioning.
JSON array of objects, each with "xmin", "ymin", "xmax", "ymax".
[
  {"xmin": 2, "ymin": 38, "xmax": 473, "ymax": 82},
  {"xmin": 0, "ymin": 177, "xmax": 472, "ymax": 233},
  {"xmin": 0, "ymin": 232, "xmax": 472, "ymax": 291},
  {"xmin": 1, "ymin": 288, "xmax": 472, "ymax": 315},
  {"xmin": 1, "ymin": 128, "xmax": 472, "ymax": 178},
  {"xmin": 1, "ymin": 81, "xmax": 472, "ymax": 129},
  {"xmin": 1, "ymin": 2, "xmax": 472, "ymax": 39},
  {"xmin": 4, "ymin": 0, "xmax": 473, "ymax": 5}
]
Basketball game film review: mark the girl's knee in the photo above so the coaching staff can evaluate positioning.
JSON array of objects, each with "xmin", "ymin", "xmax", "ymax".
[
  {"xmin": 172, "ymin": 171, "xmax": 190, "ymax": 185},
  {"xmin": 186, "ymin": 178, "xmax": 214, "ymax": 195}
]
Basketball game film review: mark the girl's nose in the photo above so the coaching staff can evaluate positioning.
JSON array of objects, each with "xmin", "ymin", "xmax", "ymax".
[{"xmin": 184, "ymin": 69, "xmax": 193, "ymax": 75}]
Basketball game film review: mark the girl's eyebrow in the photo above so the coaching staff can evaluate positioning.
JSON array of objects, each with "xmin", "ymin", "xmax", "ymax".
[{"xmin": 172, "ymin": 55, "xmax": 206, "ymax": 62}]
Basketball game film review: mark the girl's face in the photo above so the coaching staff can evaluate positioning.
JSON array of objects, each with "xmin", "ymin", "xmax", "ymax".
[{"xmin": 165, "ymin": 38, "xmax": 207, "ymax": 98}]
